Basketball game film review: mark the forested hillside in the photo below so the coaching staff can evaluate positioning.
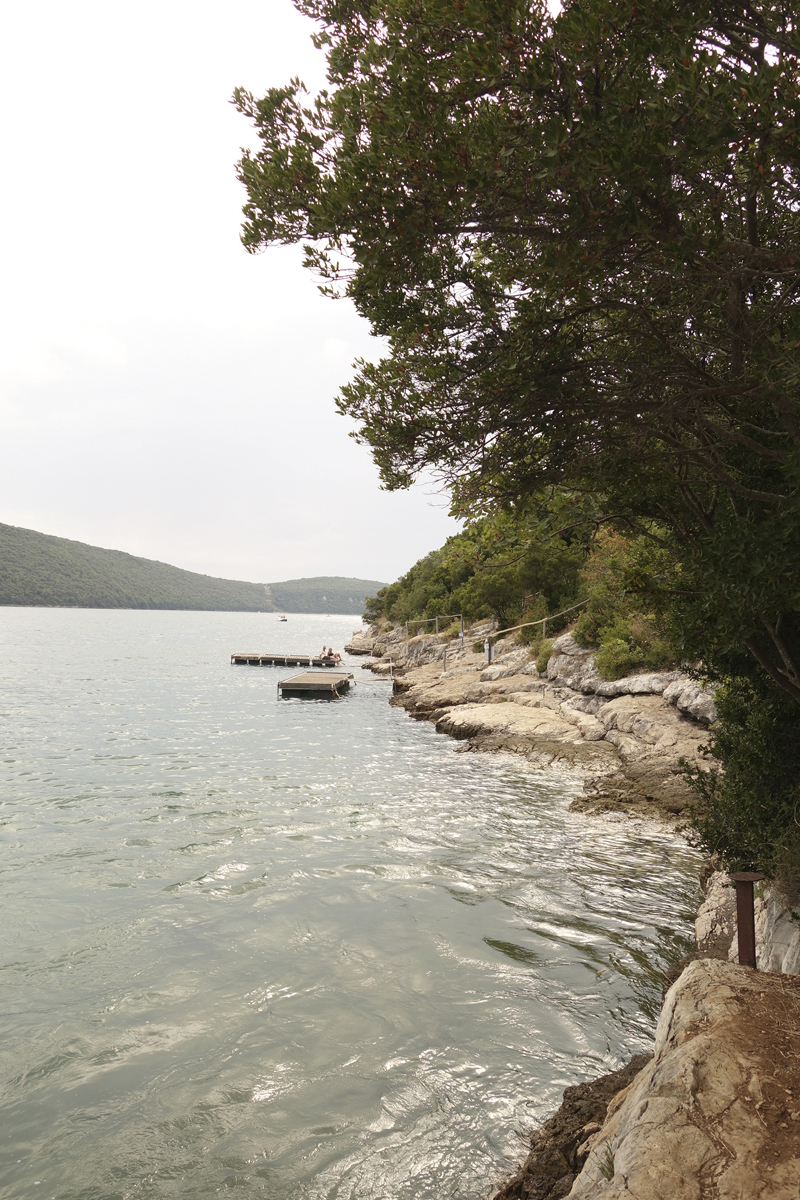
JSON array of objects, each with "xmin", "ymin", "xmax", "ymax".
[
  {"xmin": 269, "ymin": 577, "xmax": 385, "ymax": 614},
  {"xmin": 0, "ymin": 523, "xmax": 383, "ymax": 613}
]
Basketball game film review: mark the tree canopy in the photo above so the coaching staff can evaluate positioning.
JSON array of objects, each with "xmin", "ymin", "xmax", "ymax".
[{"xmin": 235, "ymin": 0, "xmax": 800, "ymax": 702}]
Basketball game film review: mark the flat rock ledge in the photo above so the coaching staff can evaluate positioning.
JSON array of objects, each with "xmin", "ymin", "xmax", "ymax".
[
  {"xmin": 377, "ymin": 628, "xmax": 717, "ymax": 818},
  {"xmin": 494, "ymin": 959, "xmax": 800, "ymax": 1200}
]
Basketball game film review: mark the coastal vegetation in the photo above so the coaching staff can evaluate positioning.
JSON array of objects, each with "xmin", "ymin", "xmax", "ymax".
[
  {"xmin": 0, "ymin": 522, "xmax": 384, "ymax": 613},
  {"xmin": 237, "ymin": 2, "xmax": 800, "ymax": 888},
  {"xmin": 365, "ymin": 501, "xmax": 679, "ymax": 680}
]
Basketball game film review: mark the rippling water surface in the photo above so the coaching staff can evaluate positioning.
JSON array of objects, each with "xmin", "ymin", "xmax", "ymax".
[{"xmin": 0, "ymin": 608, "xmax": 701, "ymax": 1199}]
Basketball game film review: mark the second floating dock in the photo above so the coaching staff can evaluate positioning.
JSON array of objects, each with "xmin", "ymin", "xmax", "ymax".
[{"xmin": 277, "ymin": 671, "xmax": 353, "ymax": 697}]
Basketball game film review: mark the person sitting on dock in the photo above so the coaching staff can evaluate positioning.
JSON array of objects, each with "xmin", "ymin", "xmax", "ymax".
[{"xmin": 331, "ymin": 649, "xmax": 342, "ymax": 663}]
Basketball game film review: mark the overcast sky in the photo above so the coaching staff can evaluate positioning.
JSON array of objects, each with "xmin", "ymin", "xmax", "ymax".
[{"xmin": 0, "ymin": 0, "xmax": 460, "ymax": 584}]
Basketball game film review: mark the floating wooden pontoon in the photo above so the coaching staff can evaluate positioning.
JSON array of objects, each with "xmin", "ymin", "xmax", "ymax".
[
  {"xmin": 277, "ymin": 670, "xmax": 354, "ymax": 697},
  {"xmin": 231, "ymin": 652, "xmax": 340, "ymax": 667}
]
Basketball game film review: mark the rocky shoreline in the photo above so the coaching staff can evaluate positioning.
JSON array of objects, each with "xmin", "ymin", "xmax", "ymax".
[
  {"xmin": 347, "ymin": 622, "xmax": 800, "ymax": 1197},
  {"xmin": 349, "ymin": 621, "xmax": 717, "ymax": 820}
]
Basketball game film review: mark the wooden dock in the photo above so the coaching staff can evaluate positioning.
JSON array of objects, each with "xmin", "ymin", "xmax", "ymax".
[
  {"xmin": 231, "ymin": 652, "xmax": 341, "ymax": 667},
  {"xmin": 277, "ymin": 671, "xmax": 353, "ymax": 697}
]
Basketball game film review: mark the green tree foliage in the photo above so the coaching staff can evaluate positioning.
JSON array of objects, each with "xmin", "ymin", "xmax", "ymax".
[
  {"xmin": 364, "ymin": 497, "xmax": 586, "ymax": 628},
  {"xmin": 574, "ymin": 528, "xmax": 678, "ymax": 678},
  {"xmin": 369, "ymin": 510, "xmax": 682, "ymax": 675},
  {"xmin": 236, "ymin": 0, "xmax": 800, "ymax": 705}
]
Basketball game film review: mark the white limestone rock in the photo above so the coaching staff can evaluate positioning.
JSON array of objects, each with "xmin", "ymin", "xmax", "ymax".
[
  {"xmin": 695, "ymin": 872, "xmax": 736, "ymax": 959},
  {"xmin": 546, "ymin": 634, "xmax": 605, "ymax": 693},
  {"xmin": 726, "ymin": 882, "xmax": 800, "ymax": 974},
  {"xmin": 594, "ymin": 670, "xmax": 683, "ymax": 697},
  {"xmin": 547, "ymin": 636, "xmax": 686, "ymax": 700},
  {"xmin": 568, "ymin": 959, "xmax": 800, "ymax": 1199},
  {"xmin": 663, "ymin": 678, "xmax": 718, "ymax": 725},
  {"xmin": 595, "ymin": 694, "xmax": 708, "ymax": 763},
  {"xmin": 480, "ymin": 648, "xmax": 534, "ymax": 681},
  {"xmin": 557, "ymin": 704, "xmax": 606, "ymax": 741}
]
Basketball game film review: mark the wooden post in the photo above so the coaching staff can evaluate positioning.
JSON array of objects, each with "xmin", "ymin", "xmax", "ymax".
[
  {"xmin": 435, "ymin": 616, "xmax": 439, "ymax": 634},
  {"xmin": 730, "ymin": 871, "xmax": 764, "ymax": 968}
]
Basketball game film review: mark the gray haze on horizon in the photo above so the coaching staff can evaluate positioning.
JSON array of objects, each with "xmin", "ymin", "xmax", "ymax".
[{"xmin": 0, "ymin": 0, "xmax": 460, "ymax": 584}]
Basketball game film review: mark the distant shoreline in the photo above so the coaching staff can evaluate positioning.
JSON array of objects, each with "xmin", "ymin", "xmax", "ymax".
[
  {"xmin": 0, "ymin": 604, "xmax": 367, "ymax": 616},
  {"xmin": 0, "ymin": 521, "xmax": 384, "ymax": 615}
]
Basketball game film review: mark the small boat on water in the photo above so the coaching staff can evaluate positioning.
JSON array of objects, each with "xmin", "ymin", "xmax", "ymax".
[{"xmin": 279, "ymin": 614, "xmax": 287, "ymax": 621}]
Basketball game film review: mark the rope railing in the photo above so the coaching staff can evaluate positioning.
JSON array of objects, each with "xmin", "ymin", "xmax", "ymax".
[
  {"xmin": 388, "ymin": 600, "xmax": 588, "ymax": 674},
  {"xmin": 404, "ymin": 612, "xmax": 464, "ymax": 638},
  {"xmin": 489, "ymin": 598, "xmax": 590, "ymax": 643}
]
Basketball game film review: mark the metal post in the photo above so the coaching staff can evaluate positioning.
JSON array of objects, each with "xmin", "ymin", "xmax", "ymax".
[
  {"xmin": 460, "ymin": 615, "xmax": 464, "ymax": 639},
  {"xmin": 730, "ymin": 871, "xmax": 764, "ymax": 968},
  {"xmin": 442, "ymin": 649, "xmax": 446, "ymax": 674},
  {"xmin": 484, "ymin": 638, "xmax": 492, "ymax": 664},
  {"xmin": 542, "ymin": 618, "xmax": 547, "ymax": 639},
  {"xmin": 435, "ymin": 616, "xmax": 439, "ymax": 634}
]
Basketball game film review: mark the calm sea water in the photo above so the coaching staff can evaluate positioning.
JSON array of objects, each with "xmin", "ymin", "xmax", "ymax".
[{"xmin": 0, "ymin": 608, "xmax": 701, "ymax": 1199}]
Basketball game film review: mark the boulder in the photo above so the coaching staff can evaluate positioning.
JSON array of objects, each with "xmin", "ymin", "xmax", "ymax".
[
  {"xmin": 546, "ymin": 635, "xmax": 604, "ymax": 693},
  {"xmin": 546, "ymin": 637, "xmax": 685, "ymax": 701},
  {"xmin": 568, "ymin": 959, "xmax": 800, "ymax": 1200},
  {"xmin": 481, "ymin": 648, "xmax": 536, "ymax": 680},
  {"xmin": 663, "ymin": 679, "xmax": 718, "ymax": 725},
  {"xmin": 593, "ymin": 670, "xmax": 683, "ymax": 697}
]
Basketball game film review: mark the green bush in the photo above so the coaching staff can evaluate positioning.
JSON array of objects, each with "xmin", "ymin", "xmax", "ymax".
[
  {"xmin": 686, "ymin": 674, "xmax": 800, "ymax": 904},
  {"xmin": 536, "ymin": 639, "xmax": 554, "ymax": 674},
  {"xmin": 592, "ymin": 614, "xmax": 677, "ymax": 680}
]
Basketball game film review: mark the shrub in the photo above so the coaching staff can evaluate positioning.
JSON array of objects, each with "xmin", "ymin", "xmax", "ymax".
[
  {"xmin": 536, "ymin": 639, "xmax": 553, "ymax": 675},
  {"xmin": 686, "ymin": 674, "xmax": 800, "ymax": 904},
  {"xmin": 592, "ymin": 613, "xmax": 677, "ymax": 680}
]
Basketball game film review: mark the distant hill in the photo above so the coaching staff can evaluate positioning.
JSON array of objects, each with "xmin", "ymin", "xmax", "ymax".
[
  {"xmin": 0, "ymin": 523, "xmax": 385, "ymax": 613},
  {"xmin": 267, "ymin": 577, "xmax": 385, "ymax": 614}
]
